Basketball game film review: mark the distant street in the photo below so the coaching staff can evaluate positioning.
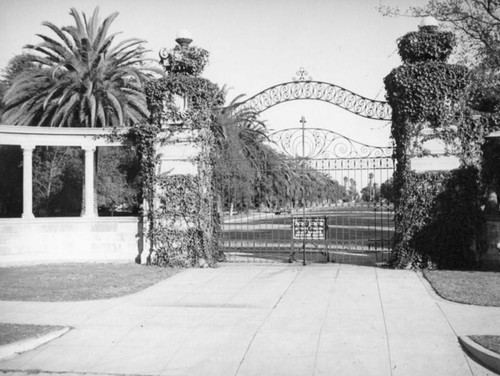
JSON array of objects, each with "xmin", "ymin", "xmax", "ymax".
[{"xmin": 222, "ymin": 205, "xmax": 394, "ymax": 263}]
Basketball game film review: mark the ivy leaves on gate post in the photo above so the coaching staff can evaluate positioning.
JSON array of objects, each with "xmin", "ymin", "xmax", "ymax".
[
  {"xmin": 384, "ymin": 23, "xmax": 493, "ymax": 269},
  {"xmin": 132, "ymin": 37, "xmax": 224, "ymax": 268}
]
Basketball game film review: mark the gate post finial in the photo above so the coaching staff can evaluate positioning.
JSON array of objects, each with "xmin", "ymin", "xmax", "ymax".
[
  {"xmin": 293, "ymin": 67, "xmax": 312, "ymax": 81},
  {"xmin": 175, "ymin": 29, "xmax": 193, "ymax": 48}
]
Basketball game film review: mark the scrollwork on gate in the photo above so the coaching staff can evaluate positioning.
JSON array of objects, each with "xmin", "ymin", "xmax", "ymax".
[
  {"xmin": 240, "ymin": 78, "xmax": 392, "ymax": 120},
  {"xmin": 268, "ymin": 128, "xmax": 393, "ymax": 160}
]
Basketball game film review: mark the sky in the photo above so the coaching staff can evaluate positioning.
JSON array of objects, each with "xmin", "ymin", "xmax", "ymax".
[{"xmin": 0, "ymin": 0, "xmax": 431, "ymax": 145}]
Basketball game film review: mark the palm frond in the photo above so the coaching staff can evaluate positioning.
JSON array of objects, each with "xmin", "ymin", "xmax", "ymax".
[
  {"xmin": 61, "ymin": 26, "xmax": 83, "ymax": 54},
  {"xmin": 69, "ymin": 8, "xmax": 86, "ymax": 38},
  {"xmin": 96, "ymin": 32, "xmax": 120, "ymax": 55},
  {"xmin": 41, "ymin": 22, "xmax": 75, "ymax": 52},
  {"xmin": 106, "ymin": 91, "xmax": 124, "ymax": 125},
  {"xmin": 93, "ymin": 12, "xmax": 119, "ymax": 51},
  {"xmin": 108, "ymin": 39, "xmax": 146, "ymax": 59},
  {"xmin": 34, "ymin": 35, "xmax": 72, "ymax": 60},
  {"xmin": 87, "ymin": 7, "xmax": 100, "ymax": 41},
  {"xmin": 96, "ymin": 101, "xmax": 106, "ymax": 125},
  {"xmin": 88, "ymin": 95, "xmax": 96, "ymax": 127},
  {"xmin": 4, "ymin": 6, "xmax": 154, "ymax": 128}
]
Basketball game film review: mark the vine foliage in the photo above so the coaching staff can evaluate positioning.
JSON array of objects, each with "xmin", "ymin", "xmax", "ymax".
[
  {"xmin": 159, "ymin": 45, "xmax": 209, "ymax": 77},
  {"xmin": 392, "ymin": 168, "xmax": 483, "ymax": 268},
  {"xmin": 384, "ymin": 25, "xmax": 496, "ymax": 269},
  {"xmin": 397, "ymin": 26, "xmax": 455, "ymax": 64},
  {"xmin": 145, "ymin": 74, "xmax": 223, "ymax": 127},
  {"xmin": 130, "ymin": 41, "xmax": 224, "ymax": 267}
]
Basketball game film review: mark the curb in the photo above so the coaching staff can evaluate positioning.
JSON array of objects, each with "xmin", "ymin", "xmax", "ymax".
[
  {"xmin": 415, "ymin": 270, "xmax": 452, "ymax": 304},
  {"xmin": 0, "ymin": 327, "xmax": 71, "ymax": 360},
  {"xmin": 459, "ymin": 336, "xmax": 500, "ymax": 374}
]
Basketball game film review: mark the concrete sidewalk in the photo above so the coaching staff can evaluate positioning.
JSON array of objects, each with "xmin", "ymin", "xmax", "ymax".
[{"xmin": 0, "ymin": 264, "xmax": 499, "ymax": 376}]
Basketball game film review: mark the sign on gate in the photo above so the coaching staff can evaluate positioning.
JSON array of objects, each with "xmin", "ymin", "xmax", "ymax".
[{"xmin": 292, "ymin": 216, "xmax": 327, "ymax": 240}]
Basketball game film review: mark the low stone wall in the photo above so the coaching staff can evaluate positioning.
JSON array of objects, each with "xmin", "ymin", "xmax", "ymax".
[
  {"xmin": 485, "ymin": 215, "xmax": 500, "ymax": 267},
  {"xmin": 0, "ymin": 217, "xmax": 143, "ymax": 266}
]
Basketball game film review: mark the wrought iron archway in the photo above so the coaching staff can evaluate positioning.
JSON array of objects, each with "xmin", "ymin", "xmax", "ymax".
[
  {"xmin": 239, "ymin": 67, "xmax": 392, "ymax": 120},
  {"xmin": 221, "ymin": 68, "xmax": 395, "ymax": 265}
]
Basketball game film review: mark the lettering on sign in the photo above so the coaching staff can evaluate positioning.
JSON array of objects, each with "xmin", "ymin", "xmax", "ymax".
[{"xmin": 292, "ymin": 216, "xmax": 327, "ymax": 240}]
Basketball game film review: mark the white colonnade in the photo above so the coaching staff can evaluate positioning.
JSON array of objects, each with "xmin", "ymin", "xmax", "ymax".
[{"xmin": 0, "ymin": 125, "xmax": 124, "ymax": 218}]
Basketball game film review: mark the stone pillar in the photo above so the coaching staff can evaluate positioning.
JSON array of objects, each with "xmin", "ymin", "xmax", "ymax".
[
  {"xmin": 21, "ymin": 144, "xmax": 35, "ymax": 219},
  {"xmin": 83, "ymin": 146, "xmax": 96, "ymax": 217}
]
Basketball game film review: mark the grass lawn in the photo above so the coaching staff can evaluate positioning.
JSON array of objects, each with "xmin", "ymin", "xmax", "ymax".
[
  {"xmin": 0, "ymin": 263, "xmax": 182, "ymax": 302},
  {"xmin": 470, "ymin": 335, "xmax": 500, "ymax": 355},
  {"xmin": 423, "ymin": 269, "xmax": 500, "ymax": 307},
  {"xmin": 424, "ymin": 269, "xmax": 500, "ymax": 357},
  {"xmin": 0, "ymin": 324, "xmax": 65, "ymax": 346}
]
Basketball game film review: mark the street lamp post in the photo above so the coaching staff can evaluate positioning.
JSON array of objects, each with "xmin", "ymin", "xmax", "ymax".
[{"xmin": 300, "ymin": 116, "xmax": 307, "ymax": 266}]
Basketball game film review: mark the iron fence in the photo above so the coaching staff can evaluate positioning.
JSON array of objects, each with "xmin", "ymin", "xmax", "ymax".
[{"xmin": 217, "ymin": 130, "xmax": 395, "ymax": 265}]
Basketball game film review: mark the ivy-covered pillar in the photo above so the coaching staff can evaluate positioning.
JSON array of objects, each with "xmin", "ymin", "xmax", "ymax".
[
  {"xmin": 143, "ymin": 31, "xmax": 224, "ymax": 267},
  {"xmin": 482, "ymin": 131, "xmax": 500, "ymax": 266},
  {"xmin": 384, "ymin": 18, "xmax": 485, "ymax": 269}
]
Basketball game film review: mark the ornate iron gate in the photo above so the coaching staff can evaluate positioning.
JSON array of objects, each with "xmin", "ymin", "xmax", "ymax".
[
  {"xmin": 220, "ymin": 69, "xmax": 394, "ymax": 265},
  {"xmin": 220, "ymin": 126, "xmax": 394, "ymax": 265}
]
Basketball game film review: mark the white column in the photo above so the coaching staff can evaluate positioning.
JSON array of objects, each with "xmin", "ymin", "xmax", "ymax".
[
  {"xmin": 21, "ymin": 144, "xmax": 35, "ymax": 219},
  {"xmin": 83, "ymin": 146, "xmax": 96, "ymax": 217}
]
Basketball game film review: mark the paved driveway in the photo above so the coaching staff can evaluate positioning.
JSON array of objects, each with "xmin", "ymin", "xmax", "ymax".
[{"xmin": 0, "ymin": 264, "xmax": 498, "ymax": 376}]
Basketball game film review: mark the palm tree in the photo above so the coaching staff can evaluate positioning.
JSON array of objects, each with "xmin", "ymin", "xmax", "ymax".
[
  {"xmin": 214, "ymin": 92, "xmax": 344, "ymax": 213},
  {"xmin": 2, "ymin": 7, "xmax": 155, "ymax": 127},
  {"xmin": 368, "ymin": 172, "xmax": 374, "ymax": 201},
  {"xmin": 213, "ymin": 91, "xmax": 270, "ymax": 214},
  {"xmin": 2, "ymin": 7, "xmax": 158, "ymax": 216},
  {"xmin": 213, "ymin": 91, "xmax": 268, "ymax": 163}
]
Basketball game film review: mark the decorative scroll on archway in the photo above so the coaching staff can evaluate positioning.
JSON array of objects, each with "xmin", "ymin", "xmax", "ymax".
[
  {"xmin": 268, "ymin": 127, "xmax": 393, "ymax": 159},
  {"xmin": 240, "ymin": 68, "xmax": 392, "ymax": 120}
]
